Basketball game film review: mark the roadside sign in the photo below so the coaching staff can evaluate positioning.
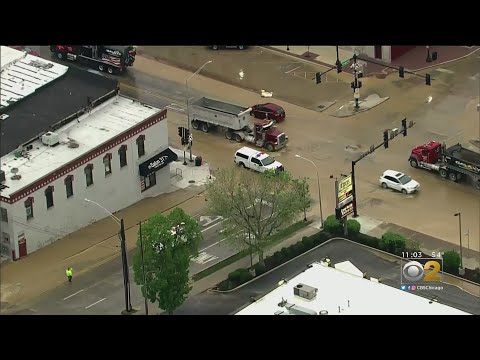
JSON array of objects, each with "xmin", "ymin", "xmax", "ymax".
[
  {"xmin": 341, "ymin": 59, "xmax": 351, "ymax": 66},
  {"xmin": 337, "ymin": 175, "xmax": 353, "ymax": 205},
  {"xmin": 336, "ymin": 201, "xmax": 354, "ymax": 220}
]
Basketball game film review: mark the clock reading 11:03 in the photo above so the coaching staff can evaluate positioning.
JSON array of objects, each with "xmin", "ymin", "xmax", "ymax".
[{"xmin": 401, "ymin": 252, "xmax": 424, "ymax": 258}]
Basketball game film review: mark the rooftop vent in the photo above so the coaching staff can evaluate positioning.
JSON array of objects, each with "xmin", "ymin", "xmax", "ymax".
[
  {"xmin": 283, "ymin": 302, "xmax": 317, "ymax": 315},
  {"xmin": 10, "ymin": 167, "xmax": 21, "ymax": 180},
  {"xmin": 41, "ymin": 132, "xmax": 60, "ymax": 147},
  {"xmin": 0, "ymin": 114, "xmax": 9, "ymax": 121},
  {"xmin": 294, "ymin": 283, "xmax": 318, "ymax": 300}
]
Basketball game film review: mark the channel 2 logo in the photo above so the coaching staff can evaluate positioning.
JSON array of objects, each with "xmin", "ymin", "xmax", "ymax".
[{"xmin": 402, "ymin": 259, "xmax": 442, "ymax": 283}]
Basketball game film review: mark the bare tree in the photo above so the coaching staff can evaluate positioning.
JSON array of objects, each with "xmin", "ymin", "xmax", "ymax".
[{"xmin": 206, "ymin": 168, "xmax": 309, "ymax": 265}]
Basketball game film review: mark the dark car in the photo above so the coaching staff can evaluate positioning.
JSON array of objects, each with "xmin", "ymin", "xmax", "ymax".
[
  {"xmin": 250, "ymin": 103, "xmax": 286, "ymax": 123},
  {"xmin": 209, "ymin": 45, "xmax": 248, "ymax": 50}
]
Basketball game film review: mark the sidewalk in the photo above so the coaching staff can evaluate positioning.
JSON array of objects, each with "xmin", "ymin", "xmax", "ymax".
[
  {"xmin": 0, "ymin": 166, "xmax": 210, "ymax": 312},
  {"xmin": 355, "ymin": 215, "xmax": 480, "ymax": 270},
  {"xmin": 265, "ymin": 46, "xmax": 480, "ymax": 77}
]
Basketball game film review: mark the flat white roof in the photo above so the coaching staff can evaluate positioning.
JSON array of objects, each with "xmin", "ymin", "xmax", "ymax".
[
  {"xmin": 236, "ymin": 262, "xmax": 470, "ymax": 315},
  {"xmin": 1, "ymin": 46, "xmax": 69, "ymax": 109},
  {"xmin": 0, "ymin": 96, "xmax": 161, "ymax": 197}
]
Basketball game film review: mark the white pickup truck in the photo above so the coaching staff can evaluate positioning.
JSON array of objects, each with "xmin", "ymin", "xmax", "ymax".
[{"xmin": 234, "ymin": 147, "xmax": 284, "ymax": 173}]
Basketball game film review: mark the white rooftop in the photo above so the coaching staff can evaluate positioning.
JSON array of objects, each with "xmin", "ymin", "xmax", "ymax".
[
  {"xmin": 236, "ymin": 262, "xmax": 470, "ymax": 315},
  {"xmin": 0, "ymin": 96, "xmax": 161, "ymax": 197},
  {"xmin": 1, "ymin": 46, "xmax": 69, "ymax": 109}
]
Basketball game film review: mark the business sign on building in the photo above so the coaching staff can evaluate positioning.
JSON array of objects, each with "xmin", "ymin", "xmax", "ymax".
[{"xmin": 337, "ymin": 175, "xmax": 353, "ymax": 208}]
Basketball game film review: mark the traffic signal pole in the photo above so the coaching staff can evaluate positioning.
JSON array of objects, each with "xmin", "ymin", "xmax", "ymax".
[{"xmin": 351, "ymin": 119, "xmax": 413, "ymax": 217}]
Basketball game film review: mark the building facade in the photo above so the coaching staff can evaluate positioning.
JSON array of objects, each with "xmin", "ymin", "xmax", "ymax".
[
  {"xmin": 340, "ymin": 46, "xmax": 416, "ymax": 63},
  {"xmin": 0, "ymin": 97, "xmax": 177, "ymax": 260}
]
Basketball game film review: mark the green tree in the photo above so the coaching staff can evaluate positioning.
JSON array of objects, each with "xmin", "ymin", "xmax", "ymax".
[
  {"xmin": 324, "ymin": 215, "xmax": 342, "ymax": 234},
  {"xmin": 206, "ymin": 168, "xmax": 308, "ymax": 265},
  {"xmin": 380, "ymin": 232, "xmax": 406, "ymax": 255},
  {"xmin": 442, "ymin": 250, "xmax": 461, "ymax": 274},
  {"xmin": 133, "ymin": 208, "xmax": 202, "ymax": 314}
]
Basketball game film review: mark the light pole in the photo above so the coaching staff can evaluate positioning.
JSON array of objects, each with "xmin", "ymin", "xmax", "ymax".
[
  {"xmin": 84, "ymin": 198, "xmax": 133, "ymax": 314},
  {"xmin": 186, "ymin": 60, "xmax": 213, "ymax": 162},
  {"xmin": 295, "ymin": 155, "xmax": 324, "ymax": 228},
  {"xmin": 454, "ymin": 212, "xmax": 464, "ymax": 271}
]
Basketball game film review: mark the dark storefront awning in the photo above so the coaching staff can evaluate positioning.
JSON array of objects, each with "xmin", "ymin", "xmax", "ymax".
[{"xmin": 139, "ymin": 148, "xmax": 178, "ymax": 177}]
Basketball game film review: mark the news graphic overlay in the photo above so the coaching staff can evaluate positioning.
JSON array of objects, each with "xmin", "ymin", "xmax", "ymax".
[{"xmin": 401, "ymin": 253, "xmax": 444, "ymax": 288}]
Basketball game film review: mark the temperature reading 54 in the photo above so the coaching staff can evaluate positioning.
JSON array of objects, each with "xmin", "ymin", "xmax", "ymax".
[{"xmin": 432, "ymin": 251, "xmax": 444, "ymax": 258}]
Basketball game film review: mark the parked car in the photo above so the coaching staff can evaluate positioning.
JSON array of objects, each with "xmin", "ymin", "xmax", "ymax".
[
  {"xmin": 379, "ymin": 170, "xmax": 420, "ymax": 194},
  {"xmin": 250, "ymin": 103, "xmax": 286, "ymax": 123},
  {"xmin": 234, "ymin": 147, "xmax": 284, "ymax": 173},
  {"xmin": 209, "ymin": 45, "xmax": 248, "ymax": 50}
]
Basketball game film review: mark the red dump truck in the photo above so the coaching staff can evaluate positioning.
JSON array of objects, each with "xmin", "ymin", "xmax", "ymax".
[
  {"xmin": 409, "ymin": 141, "xmax": 480, "ymax": 190},
  {"xmin": 189, "ymin": 97, "xmax": 288, "ymax": 151}
]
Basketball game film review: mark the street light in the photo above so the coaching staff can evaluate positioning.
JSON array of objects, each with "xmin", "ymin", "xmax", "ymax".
[
  {"xmin": 84, "ymin": 198, "xmax": 133, "ymax": 314},
  {"xmin": 453, "ymin": 212, "xmax": 464, "ymax": 272},
  {"xmin": 294, "ymin": 155, "xmax": 324, "ymax": 228},
  {"xmin": 186, "ymin": 60, "xmax": 213, "ymax": 162}
]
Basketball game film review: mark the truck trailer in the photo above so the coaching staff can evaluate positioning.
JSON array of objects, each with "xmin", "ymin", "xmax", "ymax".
[
  {"xmin": 409, "ymin": 141, "xmax": 480, "ymax": 190},
  {"xmin": 50, "ymin": 45, "xmax": 136, "ymax": 74},
  {"xmin": 189, "ymin": 97, "xmax": 288, "ymax": 151}
]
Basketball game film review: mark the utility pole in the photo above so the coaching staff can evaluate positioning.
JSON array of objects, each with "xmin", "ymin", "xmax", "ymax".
[
  {"xmin": 139, "ymin": 221, "xmax": 149, "ymax": 316},
  {"xmin": 119, "ymin": 218, "xmax": 133, "ymax": 314},
  {"xmin": 426, "ymin": 46, "xmax": 432, "ymax": 62}
]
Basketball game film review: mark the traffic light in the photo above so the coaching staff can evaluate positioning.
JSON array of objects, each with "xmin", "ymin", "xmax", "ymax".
[
  {"xmin": 184, "ymin": 129, "xmax": 190, "ymax": 141},
  {"xmin": 426, "ymin": 74, "xmax": 431, "ymax": 86},
  {"xmin": 336, "ymin": 61, "xmax": 342, "ymax": 74},
  {"xmin": 383, "ymin": 130, "xmax": 389, "ymax": 149},
  {"xmin": 351, "ymin": 81, "xmax": 355, "ymax": 90},
  {"xmin": 357, "ymin": 81, "xmax": 362, "ymax": 89},
  {"xmin": 399, "ymin": 66, "xmax": 405, "ymax": 78},
  {"xmin": 402, "ymin": 119, "xmax": 407, "ymax": 136},
  {"xmin": 315, "ymin": 72, "xmax": 322, "ymax": 84},
  {"xmin": 178, "ymin": 127, "xmax": 184, "ymax": 137}
]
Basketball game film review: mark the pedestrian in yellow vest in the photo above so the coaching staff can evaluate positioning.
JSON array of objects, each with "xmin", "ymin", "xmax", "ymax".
[{"xmin": 66, "ymin": 267, "xmax": 73, "ymax": 283}]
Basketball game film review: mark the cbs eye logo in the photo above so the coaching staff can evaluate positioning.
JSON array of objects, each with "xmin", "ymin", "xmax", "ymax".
[{"xmin": 402, "ymin": 260, "xmax": 442, "ymax": 282}]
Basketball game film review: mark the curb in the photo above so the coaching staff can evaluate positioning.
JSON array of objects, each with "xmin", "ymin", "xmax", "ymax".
[
  {"xmin": 2, "ymin": 189, "xmax": 209, "ymax": 313},
  {"xmin": 211, "ymin": 234, "xmax": 479, "ymax": 296},
  {"xmin": 210, "ymin": 228, "xmax": 324, "ymax": 293}
]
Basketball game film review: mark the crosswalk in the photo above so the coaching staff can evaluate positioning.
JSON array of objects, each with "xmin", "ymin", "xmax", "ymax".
[{"xmin": 191, "ymin": 252, "xmax": 219, "ymax": 265}]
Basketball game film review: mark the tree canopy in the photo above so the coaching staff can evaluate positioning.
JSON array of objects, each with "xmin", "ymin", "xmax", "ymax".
[
  {"xmin": 133, "ymin": 208, "xmax": 202, "ymax": 314},
  {"xmin": 206, "ymin": 168, "xmax": 309, "ymax": 264}
]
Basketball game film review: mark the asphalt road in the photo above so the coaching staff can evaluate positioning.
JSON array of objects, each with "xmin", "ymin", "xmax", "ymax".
[
  {"xmin": 172, "ymin": 239, "xmax": 480, "ymax": 315},
  {"xmin": 10, "ymin": 205, "xmax": 273, "ymax": 315}
]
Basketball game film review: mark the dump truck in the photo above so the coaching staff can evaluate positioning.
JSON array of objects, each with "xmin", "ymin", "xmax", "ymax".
[
  {"xmin": 409, "ymin": 141, "xmax": 480, "ymax": 190},
  {"xmin": 189, "ymin": 97, "xmax": 288, "ymax": 151}
]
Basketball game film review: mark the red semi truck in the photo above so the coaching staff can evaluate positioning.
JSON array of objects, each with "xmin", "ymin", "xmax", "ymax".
[{"xmin": 409, "ymin": 141, "xmax": 480, "ymax": 190}]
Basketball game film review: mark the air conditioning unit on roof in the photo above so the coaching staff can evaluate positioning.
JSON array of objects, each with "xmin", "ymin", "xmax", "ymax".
[{"xmin": 41, "ymin": 131, "xmax": 60, "ymax": 146}]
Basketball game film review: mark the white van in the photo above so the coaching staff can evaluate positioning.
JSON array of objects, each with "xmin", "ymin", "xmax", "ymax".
[{"xmin": 234, "ymin": 147, "xmax": 284, "ymax": 173}]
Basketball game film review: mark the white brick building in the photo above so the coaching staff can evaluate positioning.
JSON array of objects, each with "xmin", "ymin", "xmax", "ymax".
[{"xmin": 0, "ymin": 47, "xmax": 177, "ymax": 260}]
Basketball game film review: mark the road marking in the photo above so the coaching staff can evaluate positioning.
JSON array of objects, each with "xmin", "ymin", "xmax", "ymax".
[
  {"xmin": 199, "ymin": 214, "xmax": 271, "ymax": 252},
  {"xmin": 63, "ymin": 289, "xmax": 85, "ymax": 300},
  {"xmin": 434, "ymin": 68, "xmax": 455, "ymax": 74},
  {"xmin": 201, "ymin": 218, "xmax": 227, "ymax": 233},
  {"xmin": 285, "ymin": 65, "xmax": 301, "ymax": 74},
  {"xmin": 85, "ymin": 298, "xmax": 107, "ymax": 309},
  {"xmin": 191, "ymin": 252, "xmax": 219, "ymax": 265},
  {"xmin": 200, "ymin": 215, "xmax": 224, "ymax": 227}
]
